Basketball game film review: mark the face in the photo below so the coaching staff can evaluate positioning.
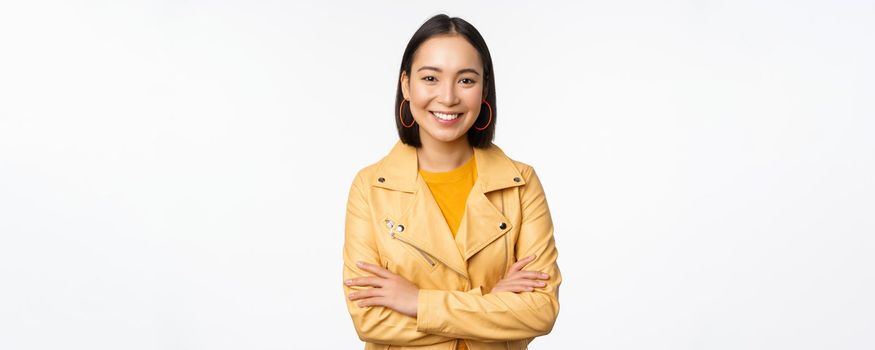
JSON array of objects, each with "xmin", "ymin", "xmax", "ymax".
[{"xmin": 401, "ymin": 34, "xmax": 485, "ymax": 146}]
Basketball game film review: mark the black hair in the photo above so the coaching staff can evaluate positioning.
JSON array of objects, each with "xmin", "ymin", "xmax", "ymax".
[{"xmin": 395, "ymin": 14, "xmax": 496, "ymax": 148}]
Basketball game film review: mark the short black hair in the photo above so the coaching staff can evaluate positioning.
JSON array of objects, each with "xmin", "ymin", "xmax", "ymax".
[{"xmin": 395, "ymin": 14, "xmax": 497, "ymax": 149}]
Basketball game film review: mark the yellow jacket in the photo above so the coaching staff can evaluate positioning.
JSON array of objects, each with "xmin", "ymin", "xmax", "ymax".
[{"xmin": 343, "ymin": 140, "xmax": 562, "ymax": 350}]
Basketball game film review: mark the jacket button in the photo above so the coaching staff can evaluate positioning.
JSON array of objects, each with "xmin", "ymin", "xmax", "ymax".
[
  {"xmin": 499, "ymin": 222, "xmax": 507, "ymax": 230},
  {"xmin": 378, "ymin": 177, "xmax": 385, "ymax": 183},
  {"xmin": 513, "ymin": 177, "xmax": 521, "ymax": 182},
  {"xmin": 396, "ymin": 224, "xmax": 405, "ymax": 233}
]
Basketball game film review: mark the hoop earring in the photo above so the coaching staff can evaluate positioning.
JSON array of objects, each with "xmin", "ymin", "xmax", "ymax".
[
  {"xmin": 399, "ymin": 99, "xmax": 415, "ymax": 128},
  {"xmin": 474, "ymin": 99, "xmax": 493, "ymax": 131}
]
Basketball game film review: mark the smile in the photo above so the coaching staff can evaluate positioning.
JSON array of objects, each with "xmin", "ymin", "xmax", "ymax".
[{"xmin": 430, "ymin": 111, "xmax": 462, "ymax": 122}]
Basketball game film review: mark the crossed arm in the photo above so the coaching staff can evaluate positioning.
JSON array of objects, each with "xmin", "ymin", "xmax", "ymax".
[
  {"xmin": 342, "ymin": 168, "xmax": 561, "ymax": 344},
  {"xmin": 345, "ymin": 255, "xmax": 549, "ymax": 317}
]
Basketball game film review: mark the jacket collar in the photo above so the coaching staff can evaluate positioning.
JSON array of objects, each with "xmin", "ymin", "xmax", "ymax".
[{"xmin": 372, "ymin": 140, "xmax": 526, "ymax": 193}]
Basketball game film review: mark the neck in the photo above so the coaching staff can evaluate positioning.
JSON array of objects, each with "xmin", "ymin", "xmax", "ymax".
[{"xmin": 417, "ymin": 136, "xmax": 474, "ymax": 173}]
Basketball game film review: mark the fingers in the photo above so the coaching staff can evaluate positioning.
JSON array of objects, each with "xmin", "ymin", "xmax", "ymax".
[
  {"xmin": 345, "ymin": 261, "xmax": 397, "ymax": 287},
  {"xmin": 507, "ymin": 255, "xmax": 536, "ymax": 274},
  {"xmin": 348, "ymin": 288, "xmax": 381, "ymax": 301},
  {"xmin": 490, "ymin": 285, "xmax": 512, "ymax": 294},
  {"xmin": 515, "ymin": 279, "xmax": 547, "ymax": 288},
  {"xmin": 498, "ymin": 283, "xmax": 534, "ymax": 292},
  {"xmin": 355, "ymin": 296, "xmax": 388, "ymax": 308},
  {"xmin": 492, "ymin": 283, "xmax": 528, "ymax": 294},
  {"xmin": 357, "ymin": 261, "xmax": 394, "ymax": 278},
  {"xmin": 345, "ymin": 276, "xmax": 385, "ymax": 288},
  {"xmin": 504, "ymin": 280, "xmax": 546, "ymax": 291},
  {"xmin": 510, "ymin": 270, "xmax": 550, "ymax": 281},
  {"xmin": 492, "ymin": 281, "xmax": 544, "ymax": 294},
  {"xmin": 491, "ymin": 277, "xmax": 548, "ymax": 294}
]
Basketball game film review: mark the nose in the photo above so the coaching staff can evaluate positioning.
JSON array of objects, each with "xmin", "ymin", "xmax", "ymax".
[{"xmin": 437, "ymin": 80, "xmax": 460, "ymax": 106}]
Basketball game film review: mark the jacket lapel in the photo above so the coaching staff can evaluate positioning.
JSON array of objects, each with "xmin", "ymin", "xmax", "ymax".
[
  {"xmin": 372, "ymin": 140, "xmax": 527, "ymax": 277},
  {"xmin": 397, "ymin": 176, "xmax": 468, "ymax": 277},
  {"xmin": 372, "ymin": 141, "xmax": 467, "ymax": 277},
  {"xmin": 455, "ymin": 144, "xmax": 526, "ymax": 260}
]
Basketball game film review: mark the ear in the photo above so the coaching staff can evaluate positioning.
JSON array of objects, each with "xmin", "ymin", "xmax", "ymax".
[{"xmin": 400, "ymin": 71, "xmax": 410, "ymax": 100}]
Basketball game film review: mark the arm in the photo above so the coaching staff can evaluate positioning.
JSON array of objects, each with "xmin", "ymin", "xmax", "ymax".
[
  {"xmin": 342, "ymin": 171, "xmax": 455, "ymax": 346},
  {"xmin": 415, "ymin": 167, "xmax": 562, "ymax": 342}
]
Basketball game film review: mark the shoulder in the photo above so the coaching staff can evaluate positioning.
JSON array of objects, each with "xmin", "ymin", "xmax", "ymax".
[
  {"xmin": 491, "ymin": 145, "xmax": 547, "ymax": 199},
  {"xmin": 349, "ymin": 140, "xmax": 414, "ymax": 187},
  {"xmin": 348, "ymin": 143, "xmax": 398, "ymax": 189},
  {"xmin": 489, "ymin": 143, "xmax": 538, "ymax": 180},
  {"xmin": 511, "ymin": 159, "xmax": 546, "ymax": 196},
  {"xmin": 510, "ymin": 159, "xmax": 536, "ymax": 178},
  {"xmin": 349, "ymin": 159, "xmax": 382, "ymax": 190}
]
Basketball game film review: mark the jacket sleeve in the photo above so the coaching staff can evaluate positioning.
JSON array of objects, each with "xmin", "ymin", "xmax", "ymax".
[
  {"xmin": 415, "ymin": 167, "xmax": 562, "ymax": 342},
  {"xmin": 342, "ymin": 171, "xmax": 456, "ymax": 346}
]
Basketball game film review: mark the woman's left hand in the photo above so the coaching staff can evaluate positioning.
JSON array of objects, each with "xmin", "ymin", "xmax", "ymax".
[{"xmin": 345, "ymin": 261, "xmax": 419, "ymax": 317}]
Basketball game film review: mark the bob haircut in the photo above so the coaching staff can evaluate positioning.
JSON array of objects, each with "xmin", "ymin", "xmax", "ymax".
[{"xmin": 395, "ymin": 14, "xmax": 497, "ymax": 149}]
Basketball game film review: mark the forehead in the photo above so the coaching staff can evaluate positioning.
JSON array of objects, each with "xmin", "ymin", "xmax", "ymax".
[{"xmin": 412, "ymin": 35, "xmax": 483, "ymax": 72}]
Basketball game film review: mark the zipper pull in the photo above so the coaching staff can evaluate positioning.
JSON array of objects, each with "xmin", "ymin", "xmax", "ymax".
[{"xmin": 385, "ymin": 218, "xmax": 395, "ymax": 238}]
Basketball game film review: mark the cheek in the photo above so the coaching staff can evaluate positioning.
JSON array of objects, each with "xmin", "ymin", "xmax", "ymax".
[
  {"xmin": 464, "ymin": 95, "xmax": 483, "ymax": 115},
  {"xmin": 409, "ymin": 82, "xmax": 433, "ymax": 105},
  {"xmin": 409, "ymin": 95, "xmax": 431, "ymax": 113},
  {"xmin": 461, "ymin": 89, "xmax": 483, "ymax": 107}
]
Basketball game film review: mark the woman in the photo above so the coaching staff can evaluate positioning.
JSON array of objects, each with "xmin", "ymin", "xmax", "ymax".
[{"xmin": 342, "ymin": 14, "xmax": 561, "ymax": 350}]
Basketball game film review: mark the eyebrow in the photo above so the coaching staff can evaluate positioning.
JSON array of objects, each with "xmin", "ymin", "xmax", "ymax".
[{"xmin": 416, "ymin": 66, "xmax": 481, "ymax": 76}]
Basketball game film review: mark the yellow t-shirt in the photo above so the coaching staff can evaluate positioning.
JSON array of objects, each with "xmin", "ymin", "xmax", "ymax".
[
  {"xmin": 418, "ymin": 153, "xmax": 477, "ymax": 350},
  {"xmin": 418, "ymin": 154, "xmax": 477, "ymax": 237}
]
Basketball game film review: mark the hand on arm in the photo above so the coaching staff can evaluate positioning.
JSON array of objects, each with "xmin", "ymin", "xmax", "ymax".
[
  {"xmin": 342, "ymin": 172, "xmax": 453, "ymax": 346},
  {"xmin": 489, "ymin": 255, "xmax": 551, "ymax": 294},
  {"xmin": 346, "ymin": 261, "xmax": 420, "ymax": 317},
  {"xmin": 414, "ymin": 167, "xmax": 561, "ymax": 342}
]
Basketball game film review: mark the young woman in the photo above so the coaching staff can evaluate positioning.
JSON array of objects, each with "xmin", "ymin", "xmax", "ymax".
[{"xmin": 342, "ymin": 14, "xmax": 561, "ymax": 350}]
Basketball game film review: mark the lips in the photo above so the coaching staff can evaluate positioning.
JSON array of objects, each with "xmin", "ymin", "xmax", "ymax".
[
  {"xmin": 430, "ymin": 111, "xmax": 462, "ymax": 121},
  {"xmin": 429, "ymin": 111, "xmax": 463, "ymax": 125}
]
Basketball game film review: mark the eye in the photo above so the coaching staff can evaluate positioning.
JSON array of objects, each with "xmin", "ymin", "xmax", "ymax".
[
  {"xmin": 460, "ymin": 78, "xmax": 476, "ymax": 85},
  {"xmin": 422, "ymin": 76, "xmax": 437, "ymax": 82}
]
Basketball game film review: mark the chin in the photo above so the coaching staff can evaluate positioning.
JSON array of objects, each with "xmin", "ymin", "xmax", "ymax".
[{"xmin": 423, "ymin": 130, "xmax": 468, "ymax": 144}]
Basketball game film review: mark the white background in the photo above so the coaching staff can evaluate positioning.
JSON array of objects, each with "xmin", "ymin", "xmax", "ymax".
[{"xmin": 1, "ymin": 1, "xmax": 873, "ymax": 349}]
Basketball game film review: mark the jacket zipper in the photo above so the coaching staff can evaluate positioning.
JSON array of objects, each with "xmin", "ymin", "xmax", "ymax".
[
  {"xmin": 503, "ymin": 234, "xmax": 509, "ymax": 277},
  {"xmin": 391, "ymin": 231, "xmax": 436, "ymax": 266}
]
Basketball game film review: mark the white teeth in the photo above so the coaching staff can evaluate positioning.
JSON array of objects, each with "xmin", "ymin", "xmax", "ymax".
[{"xmin": 432, "ymin": 111, "xmax": 461, "ymax": 120}]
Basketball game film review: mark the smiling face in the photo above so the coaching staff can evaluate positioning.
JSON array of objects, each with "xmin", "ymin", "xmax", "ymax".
[{"xmin": 401, "ymin": 34, "xmax": 485, "ymax": 147}]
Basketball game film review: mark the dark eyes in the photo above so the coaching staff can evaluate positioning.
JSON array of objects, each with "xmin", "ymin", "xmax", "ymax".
[{"xmin": 422, "ymin": 76, "xmax": 477, "ymax": 85}]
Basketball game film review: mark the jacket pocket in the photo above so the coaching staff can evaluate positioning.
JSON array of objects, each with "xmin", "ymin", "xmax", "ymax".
[
  {"xmin": 396, "ymin": 236, "xmax": 436, "ymax": 268},
  {"xmin": 383, "ymin": 215, "xmax": 438, "ymax": 271}
]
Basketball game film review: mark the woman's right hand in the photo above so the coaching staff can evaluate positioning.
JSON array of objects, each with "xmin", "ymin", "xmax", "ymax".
[{"xmin": 489, "ymin": 255, "xmax": 550, "ymax": 294}]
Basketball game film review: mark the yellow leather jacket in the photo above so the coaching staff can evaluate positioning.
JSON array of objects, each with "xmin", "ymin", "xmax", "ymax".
[{"xmin": 343, "ymin": 140, "xmax": 561, "ymax": 350}]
